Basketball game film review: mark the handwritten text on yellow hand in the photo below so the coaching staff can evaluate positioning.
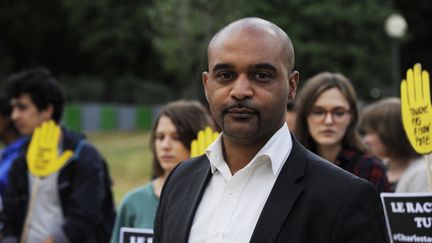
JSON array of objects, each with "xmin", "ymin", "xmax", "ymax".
[
  {"xmin": 400, "ymin": 63, "xmax": 432, "ymax": 154},
  {"xmin": 27, "ymin": 120, "xmax": 74, "ymax": 177}
]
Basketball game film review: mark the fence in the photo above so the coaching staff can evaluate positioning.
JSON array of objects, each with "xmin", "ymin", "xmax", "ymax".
[{"xmin": 62, "ymin": 103, "xmax": 159, "ymax": 132}]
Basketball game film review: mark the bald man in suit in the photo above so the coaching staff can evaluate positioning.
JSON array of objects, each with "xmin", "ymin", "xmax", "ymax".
[{"xmin": 154, "ymin": 17, "xmax": 389, "ymax": 243}]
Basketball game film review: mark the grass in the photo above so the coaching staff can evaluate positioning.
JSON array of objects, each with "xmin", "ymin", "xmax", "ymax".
[{"xmin": 86, "ymin": 131, "xmax": 153, "ymax": 206}]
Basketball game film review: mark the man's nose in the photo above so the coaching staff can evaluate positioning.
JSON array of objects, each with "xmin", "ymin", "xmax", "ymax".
[
  {"xmin": 11, "ymin": 108, "xmax": 19, "ymax": 121},
  {"xmin": 230, "ymin": 74, "xmax": 253, "ymax": 100}
]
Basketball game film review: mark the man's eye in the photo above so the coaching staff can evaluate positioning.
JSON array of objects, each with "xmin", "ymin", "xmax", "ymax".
[
  {"xmin": 217, "ymin": 72, "xmax": 234, "ymax": 80},
  {"xmin": 14, "ymin": 104, "xmax": 27, "ymax": 111},
  {"xmin": 253, "ymin": 72, "xmax": 272, "ymax": 81}
]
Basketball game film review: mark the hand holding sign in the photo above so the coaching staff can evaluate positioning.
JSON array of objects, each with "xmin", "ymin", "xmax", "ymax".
[
  {"xmin": 27, "ymin": 120, "xmax": 73, "ymax": 177},
  {"xmin": 400, "ymin": 63, "xmax": 432, "ymax": 154},
  {"xmin": 190, "ymin": 127, "xmax": 219, "ymax": 158}
]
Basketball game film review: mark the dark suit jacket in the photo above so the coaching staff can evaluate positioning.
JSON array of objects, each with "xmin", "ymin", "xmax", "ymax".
[{"xmin": 154, "ymin": 136, "xmax": 389, "ymax": 243}]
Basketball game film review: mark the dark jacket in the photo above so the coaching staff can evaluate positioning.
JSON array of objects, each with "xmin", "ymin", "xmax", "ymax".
[
  {"xmin": 3, "ymin": 128, "xmax": 116, "ymax": 243},
  {"xmin": 154, "ymin": 135, "xmax": 389, "ymax": 243},
  {"xmin": 337, "ymin": 148, "xmax": 390, "ymax": 193}
]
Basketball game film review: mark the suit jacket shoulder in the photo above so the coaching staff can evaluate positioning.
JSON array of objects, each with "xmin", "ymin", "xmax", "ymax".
[
  {"xmin": 154, "ymin": 137, "xmax": 389, "ymax": 243},
  {"xmin": 252, "ymin": 137, "xmax": 388, "ymax": 243},
  {"xmin": 154, "ymin": 155, "xmax": 211, "ymax": 243}
]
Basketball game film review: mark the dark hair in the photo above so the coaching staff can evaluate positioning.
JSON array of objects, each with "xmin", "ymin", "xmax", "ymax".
[
  {"xmin": 0, "ymin": 91, "xmax": 19, "ymax": 135},
  {"xmin": 0, "ymin": 91, "xmax": 12, "ymax": 118},
  {"xmin": 150, "ymin": 100, "xmax": 215, "ymax": 178},
  {"xmin": 295, "ymin": 72, "xmax": 365, "ymax": 153},
  {"xmin": 5, "ymin": 67, "xmax": 65, "ymax": 122},
  {"xmin": 360, "ymin": 97, "xmax": 419, "ymax": 163}
]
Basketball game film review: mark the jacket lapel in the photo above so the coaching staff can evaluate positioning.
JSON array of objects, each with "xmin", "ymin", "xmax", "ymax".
[
  {"xmin": 178, "ymin": 156, "xmax": 212, "ymax": 242},
  {"xmin": 250, "ymin": 137, "xmax": 307, "ymax": 243}
]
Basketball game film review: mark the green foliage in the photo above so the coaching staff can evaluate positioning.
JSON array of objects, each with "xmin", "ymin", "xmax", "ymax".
[
  {"xmin": 0, "ymin": 0, "xmax": 74, "ymax": 76},
  {"xmin": 147, "ymin": 0, "xmax": 253, "ymax": 98},
  {"xmin": 62, "ymin": 74, "xmax": 173, "ymax": 104},
  {"xmin": 254, "ymin": 0, "xmax": 395, "ymax": 100},
  {"xmin": 62, "ymin": 76, "xmax": 105, "ymax": 102},
  {"xmin": 114, "ymin": 74, "xmax": 172, "ymax": 104},
  {"xmin": 2, "ymin": 0, "xmax": 430, "ymax": 102},
  {"xmin": 60, "ymin": 0, "xmax": 167, "ymax": 101},
  {"xmin": 141, "ymin": 0, "xmax": 396, "ymax": 101},
  {"xmin": 61, "ymin": 0, "xmax": 155, "ymax": 73}
]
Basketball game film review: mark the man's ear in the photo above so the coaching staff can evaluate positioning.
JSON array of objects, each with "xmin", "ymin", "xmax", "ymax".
[
  {"xmin": 288, "ymin": 71, "xmax": 300, "ymax": 101},
  {"xmin": 41, "ymin": 104, "xmax": 54, "ymax": 121},
  {"xmin": 202, "ymin": 71, "xmax": 209, "ymax": 102}
]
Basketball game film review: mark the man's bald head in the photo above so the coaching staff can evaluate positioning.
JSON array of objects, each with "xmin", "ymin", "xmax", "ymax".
[{"xmin": 208, "ymin": 17, "xmax": 295, "ymax": 72}]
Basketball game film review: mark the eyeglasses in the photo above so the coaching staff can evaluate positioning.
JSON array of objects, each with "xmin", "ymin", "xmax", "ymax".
[{"xmin": 308, "ymin": 107, "xmax": 351, "ymax": 123}]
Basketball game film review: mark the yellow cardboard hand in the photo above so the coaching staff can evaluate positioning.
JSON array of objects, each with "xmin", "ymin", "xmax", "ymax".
[
  {"xmin": 27, "ymin": 120, "xmax": 74, "ymax": 177},
  {"xmin": 400, "ymin": 63, "xmax": 432, "ymax": 154},
  {"xmin": 190, "ymin": 127, "xmax": 219, "ymax": 158}
]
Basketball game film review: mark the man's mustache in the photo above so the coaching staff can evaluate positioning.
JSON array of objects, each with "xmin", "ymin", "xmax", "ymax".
[{"xmin": 222, "ymin": 102, "xmax": 258, "ymax": 115}]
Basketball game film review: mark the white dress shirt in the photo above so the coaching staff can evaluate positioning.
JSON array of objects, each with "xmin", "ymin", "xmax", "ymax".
[{"xmin": 189, "ymin": 124, "xmax": 293, "ymax": 243}]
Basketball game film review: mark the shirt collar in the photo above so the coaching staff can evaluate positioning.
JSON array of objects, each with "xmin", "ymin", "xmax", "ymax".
[{"xmin": 206, "ymin": 123, "xmax": 292, "ymax": 176}]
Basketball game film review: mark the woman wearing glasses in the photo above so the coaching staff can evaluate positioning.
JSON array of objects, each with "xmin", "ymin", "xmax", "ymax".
[{"xmin": 295, "ymin": 72, "xmax": 390, "ymax": 192}]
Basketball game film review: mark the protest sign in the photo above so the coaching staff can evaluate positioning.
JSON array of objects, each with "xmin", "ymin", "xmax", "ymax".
[
  {"xmin": 400, "ymin": 63, "xmax": 432, "ymax": 191},
  {"xmin": 120, "ymin": 227, "xmax": 153, "ymax": 243},
  {"xmin": 27, "ymin": 120, "xmax": 73, "ymax": 177},
  {"xmin": 190, "ymin": 126, "xmax": 219, "ymax": 157},
  {"xmin": 381, "ymin": 193, "xmax": 432, "ymax": 243},
  {"xmin": 400, "ymin": 63, "xmax": 432, "ymax": 154}
]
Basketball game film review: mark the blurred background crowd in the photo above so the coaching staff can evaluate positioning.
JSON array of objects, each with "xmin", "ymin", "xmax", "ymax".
[
  {"xmin": 1, "ymin": 0, "xmax": 431, "ymax": 216},
  {"xmin": 0, "ymin": 0, "xmax": 431, "ymax": 242}
]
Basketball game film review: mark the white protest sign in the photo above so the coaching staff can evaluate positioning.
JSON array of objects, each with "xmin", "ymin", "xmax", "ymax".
[{"xmin": 381, "ymin": 193, "xmax": 432, "ymax": 243}]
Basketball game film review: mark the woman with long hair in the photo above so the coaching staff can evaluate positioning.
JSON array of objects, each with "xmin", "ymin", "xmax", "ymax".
[
  {"xmin": 110, "ymin": 100, "xmax": 214, "ymax": 243},
  {"xmin": 295, "ymin": 72, "xmax": 389, "ymax": 192},
  {"xmin": 360, "ymin": 97, "xmax": 428, "ymax": 192}
]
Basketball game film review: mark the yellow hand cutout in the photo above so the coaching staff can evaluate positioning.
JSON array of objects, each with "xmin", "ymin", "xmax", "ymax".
[
  {"xmin": 27, "ymin": 120, "xmax": 74, "ymax": 177},
  {"xmin": 190, "ymin": 127, "xmax": 219, "ymax": 158},
  {"xmin": 400, "ymin": 63, "xmax": 432, "ymax": 154}
]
